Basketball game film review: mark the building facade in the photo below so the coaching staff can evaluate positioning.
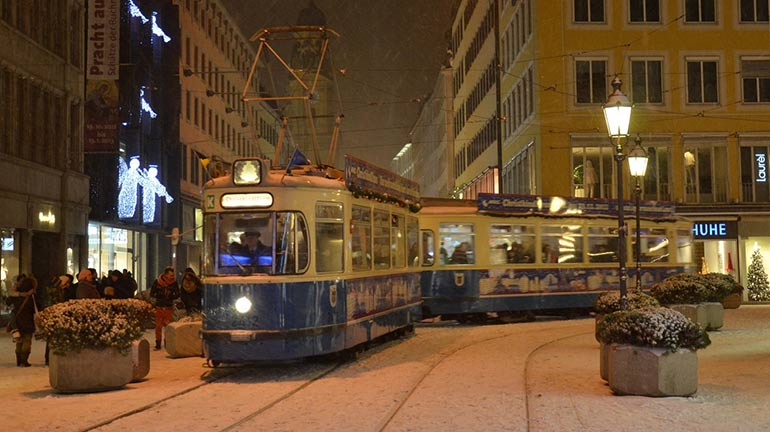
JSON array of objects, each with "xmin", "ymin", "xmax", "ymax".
[
  {"xmin": 392, "ymin": 67, "xmax": 455, "ymax": 198},
  {"xmin": 84, "ymin": 0, "xmax": 180, "ymax": 290},
  {"xmin": 0, "ymin": 1, "xmax": 90, "ymax": 314},
  {"xmin": 443, "ymin": 0, "xmax": 770, "ymax": 288},
  {"xmin": 175, "ymin": 0, "xmax": 279, "ymax": 273}
]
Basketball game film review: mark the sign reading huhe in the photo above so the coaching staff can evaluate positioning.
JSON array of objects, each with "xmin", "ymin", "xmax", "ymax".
[{"xmin": 691, "ymin": 221, "xmax": 738, "ymax": 239}]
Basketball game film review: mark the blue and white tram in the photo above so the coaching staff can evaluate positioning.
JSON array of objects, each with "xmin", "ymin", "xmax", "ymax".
[
  {"xmin": 417, "ymin": 194, "xmax": 694, "ymax": 321},
  {"xmin": 200, "ymin": 156, "xmax": 422, "ymax": 363}
]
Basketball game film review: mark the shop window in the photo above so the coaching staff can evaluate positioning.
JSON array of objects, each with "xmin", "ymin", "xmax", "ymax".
[
  {"xmin": 684, "ymin": 143, "xmax": 728, "ymax": 203},
  {"xmin": 572, "ymin": 144, "xmax": 614, "ymax": 199},
  {"xmin": 642, "ymin": 145, "xmax": 671, "ymax": 201},
  {"xmin": 685, "ymin": 0, "xmax": 715, "ymax": 22},
  {"xmin": 439, "ymin": 223, "xmax": 475, "ymax": 265},
  {"xmin": 0, "ymin": 228, "xmax": 20, "ymax": 316},
  {"xmin": 542, "ymin": 225, "xmax": 583, "ymax": 264},
  {"xmin": 740, "ymin": 144, "xmax": 770, "ymax": 202},
  {"xmin": 631, "ymin": 59, "xmax": 662, "ymax": 103},
  {"xmin": 686, "ymin": 59, "xmax": 719, "ymax": 103},
  {"xmin": 629, "ymin": 0, "xmax": 660, "ymax": 22},
  {"xmin": 575, "ymin": 59, "xmax": 607, "ymax": 104},
  {"xmin": 489, "ymin": 224, "xmax": 535, "ymax": 264}
]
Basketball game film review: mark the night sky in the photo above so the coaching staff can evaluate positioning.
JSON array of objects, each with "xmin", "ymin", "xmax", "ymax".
[{"xmin": 220, "ymin": 0, "xmax": 454, "ymax": 168}]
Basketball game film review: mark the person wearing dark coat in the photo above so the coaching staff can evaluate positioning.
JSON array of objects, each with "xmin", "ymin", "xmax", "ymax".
[
  {"xmin": 10, "ymin": 276, "xmax": 38, "ymax": 367},
  {"xmin": 75, "ymin": 269, "xmax": 101, "ymax": 299},
  {"xmin": 179, "ymin": 268, "xmax": 203, "ymax": 315},
  {"xmin": 108, "ymin": 270, "xmax": 134, "ymax": 299},
  {"xmin": 150, "ymin": 267, "xmax": 180, "ymax": 350}
]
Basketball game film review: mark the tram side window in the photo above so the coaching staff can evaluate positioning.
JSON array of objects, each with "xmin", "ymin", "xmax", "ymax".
[
  {"xmin": 421, "ymin": 230, "xmax": 435, "ymax": 266},
  {"xmin": 542, "ymin": 225, "xmax": 583, "ymax": 264},
  {"xmin": 634, "ymin": 227, "xmax": 670, "ymax": 263},
  {"xmin": 407, "ymin": 216, "xmax": 419, "ymax": 267},
  {"xmin": 587, "ymin": 226, "xmax": 618, "ymax": 263},
  {"xmin": 203, "ymin": 214, "xmax": 218, "ymax": 275},
  {"xmin": 676, "ymin": 229, "xmax": 693, "ymax": 264},
  {"xmin": 440, "ymin": 223, "xmax": 475, "ymax": 265},
  {"xmin": 351, "ymin": 205, "xmax": 372, "ymax": 271},
  {"xmin": 373, "ymin": 209, "xmax": 390, "ymax": 269},
  {"xmin": 275, "ymin": 212, "xmax": 310, "ymax": 274},
  {"xmin": 489, "ymin": 224, "xmax": 535, "ymax": 265},
  {"xmin": 392, "ymin": 214, "xmax": 406, "ymax": 268},
  {"xmin": 315, "ymin": 202, "xmax": 344, "ymax": 273}
]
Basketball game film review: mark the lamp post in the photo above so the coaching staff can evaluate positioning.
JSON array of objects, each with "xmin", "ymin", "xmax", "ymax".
[
  {"xmin": 603, "ymin": 76, "xmax": 633, "ymax": 310},
  {"xmin": 628, "ymin": 136, "xmax": 649, "ymax": 291}
]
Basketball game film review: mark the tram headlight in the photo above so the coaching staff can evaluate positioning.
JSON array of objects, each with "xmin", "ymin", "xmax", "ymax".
[
  {"xmin": 233, "ymin": 160, "xmax": 261, "ymax": 185},
  {"xmin": 235, "ymin": 296, "xmax": 252, "ymax": 313}
]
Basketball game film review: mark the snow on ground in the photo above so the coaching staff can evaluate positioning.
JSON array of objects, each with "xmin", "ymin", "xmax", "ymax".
[{"xmin": 3, "ymin": 307, "xmax": 770, "ymax": 431}]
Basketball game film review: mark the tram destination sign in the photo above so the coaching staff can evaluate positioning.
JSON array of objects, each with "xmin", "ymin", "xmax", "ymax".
[
  {"xmin": 477, "ymin": 193, "xmax": 676, "ymax": 218},
  {"xmin": 345, "ymin": 155, "xmax": 420, "ymax": 204}
]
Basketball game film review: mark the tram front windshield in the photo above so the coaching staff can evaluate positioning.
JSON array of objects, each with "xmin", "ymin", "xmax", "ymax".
[{"xmin": 204, "ymin": 212, "xmax": 308, "ymax": 275}]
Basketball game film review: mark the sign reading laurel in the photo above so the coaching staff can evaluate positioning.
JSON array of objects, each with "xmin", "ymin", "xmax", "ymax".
[{"xmin": 344, "ymin": 155, "xmax": 420, "ymax": 205}]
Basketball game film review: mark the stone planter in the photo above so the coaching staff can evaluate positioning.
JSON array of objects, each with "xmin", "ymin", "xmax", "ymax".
[
  {"xmin": 607, "ymin": 344, "xmax": 698, "ymax": 397},
  {"xmin": 131, "ymin": 338, "xmax": 150, "ymax": 382},
  {"xmin": 50, "ymin": 347, "xmax": 133, "ymax": 393},
  {"xmin": 722, "ymin": 293, "xmax": 742, "ymax": 309},
  {"xmin": 599, "ymin": 342, "xmax": 612, "ymax": 381},
  {"xmin": 668, "ymin": 302, "xmax": 723, "ymax": 330},
  {"xmin": 165, "ymin": 321, "xmax": 203, "ymax": 358}
]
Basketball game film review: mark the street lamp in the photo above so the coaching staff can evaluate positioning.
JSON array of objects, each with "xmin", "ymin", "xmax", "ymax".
[
  {"xmin": 628, "ymin": 136, "xmax": 649, "ymax": 291},
  {"xmin": 603, "ymin": 76, "xmax": 633, "ymax": 310}
]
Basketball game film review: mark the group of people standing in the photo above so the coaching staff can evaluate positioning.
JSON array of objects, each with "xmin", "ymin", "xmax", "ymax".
[{"xmin": 6, "ymin": 266, "xmax": 203, "ymax": 367}]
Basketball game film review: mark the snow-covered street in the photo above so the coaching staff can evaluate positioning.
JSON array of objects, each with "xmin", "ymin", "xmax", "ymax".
[{"xmin": 3, "ymin": 306, "xmax": 770, "ymax": 432}]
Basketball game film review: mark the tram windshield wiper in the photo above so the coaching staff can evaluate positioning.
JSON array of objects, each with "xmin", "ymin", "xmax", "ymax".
[{"xmin": 224, "ymin": 247, "xmax": 251, "ymax": 275}]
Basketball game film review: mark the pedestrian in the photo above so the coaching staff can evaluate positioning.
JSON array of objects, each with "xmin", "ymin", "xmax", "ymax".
[
  {"xmin": 9, "ymin": 276, "xmax": 38, "ymax": 367},
  {"xmin": 108, "ymin": 270, "xmax": 133, "ymax": 299},
  {"xmin": 75, "ymin": 269, "xmax": 101, "ymax": 299},
  {"xmin": 150, "ymin": 266, "xmax": 180, "ymax": 350},
  {"xmin": 123, "ymin": 269, "xmax": 138, "ymax": 298},
  {"xmin": 180, "ymin": 268, "xmax": 203, "ymax": 315}
]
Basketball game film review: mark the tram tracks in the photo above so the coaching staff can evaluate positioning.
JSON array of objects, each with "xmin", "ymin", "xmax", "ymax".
[{"xmin": 81, "ymin": 322, "xmax": 593, "ymax": 432}]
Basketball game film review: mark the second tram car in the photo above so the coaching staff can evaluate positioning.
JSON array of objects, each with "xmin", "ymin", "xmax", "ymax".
[
  {"xmin": 201, "ymin": 156, "xmax": 422, "ymax": 363},
  {"xmin": 418, "ymin": 194, "xmax": 694, "ymax": 322}
]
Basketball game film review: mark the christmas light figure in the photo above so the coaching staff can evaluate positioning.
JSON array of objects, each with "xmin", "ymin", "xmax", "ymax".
[
  {"xmin": 128, "ymin": 0, "xmax": 171, "ymax": 44},
  {"xmin": 118, "ymin": 157, "xmax": 142, "ymax": 219},
  {"xmin": 140, "ymin": 165, "xmax": 173, "ymax": 224},
  {"xmin": 140, "ymin": 88, "xmax": 158, "ymax": 119}
]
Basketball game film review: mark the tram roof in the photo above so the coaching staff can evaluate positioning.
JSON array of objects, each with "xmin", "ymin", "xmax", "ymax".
[{"xmin": 207, "ymin": 164, "xmax": 347, "ymax": 191}]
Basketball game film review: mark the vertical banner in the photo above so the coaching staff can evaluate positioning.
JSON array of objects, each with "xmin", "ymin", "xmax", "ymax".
[{"xmin": 85, "ymin": 0, "xmax": 120, "ymax": 152}]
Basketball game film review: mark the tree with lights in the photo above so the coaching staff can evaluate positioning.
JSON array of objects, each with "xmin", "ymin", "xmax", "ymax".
[{"xmin": 747, "ymin": 248, "xmax": 770, "ymax": 301}]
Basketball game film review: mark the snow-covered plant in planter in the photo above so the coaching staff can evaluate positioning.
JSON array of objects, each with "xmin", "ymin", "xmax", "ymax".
[
  {"xmin": 702, "ymin": 273, "xmax": 743, "ymax": 309},
  {"xmin": 593, "ymin": 290, "xmax": 659, "ymax": 314},
  {"xmin": 596, "ymin": 307, "xmax": 711, "ymax": 351},
  {"xmin": 596, "ymin": 307, "xmax": 711, "ymax": 397},
  {"xmin": 36, "ymin": 299, "xmax": 154, "ymax": 393},
  {"xmin": 649, "ymin": 273, "xmax": 726, "ymax": 330}
]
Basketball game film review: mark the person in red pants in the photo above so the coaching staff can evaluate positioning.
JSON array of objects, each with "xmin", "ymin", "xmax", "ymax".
[{"xmin": 150, "ymin": 267, "xmax": 179, "ymax": 350}]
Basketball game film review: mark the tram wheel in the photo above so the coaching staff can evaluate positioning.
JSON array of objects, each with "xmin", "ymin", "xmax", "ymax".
[
  {"xmin": 498, "ymin": 311, "xmax": 536, "ymax": 323},
  {"xmin": 207, "ymin": 359, "xmax": 221, "ymax": 368}
]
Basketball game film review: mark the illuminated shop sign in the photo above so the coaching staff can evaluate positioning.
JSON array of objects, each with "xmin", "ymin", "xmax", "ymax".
[
  {"xmin": 38, "ymin": 210, "xmax": 56, "ymax": 225},
  {"xmin": 756, "ymin": 153, "xmax": 767, "ymax": 183},
  {"xmin": 118, "ymin": 156, "xmax": 174, "ymax": 223},
  {"xmin": 692, "ymin": 221, "xmax": 737, "ymax": 240}
]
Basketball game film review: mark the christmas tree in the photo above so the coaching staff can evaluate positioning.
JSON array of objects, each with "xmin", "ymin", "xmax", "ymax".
[{"xmin": 747, "ymin": 248, "xmax": 770, "ymax": 301}]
